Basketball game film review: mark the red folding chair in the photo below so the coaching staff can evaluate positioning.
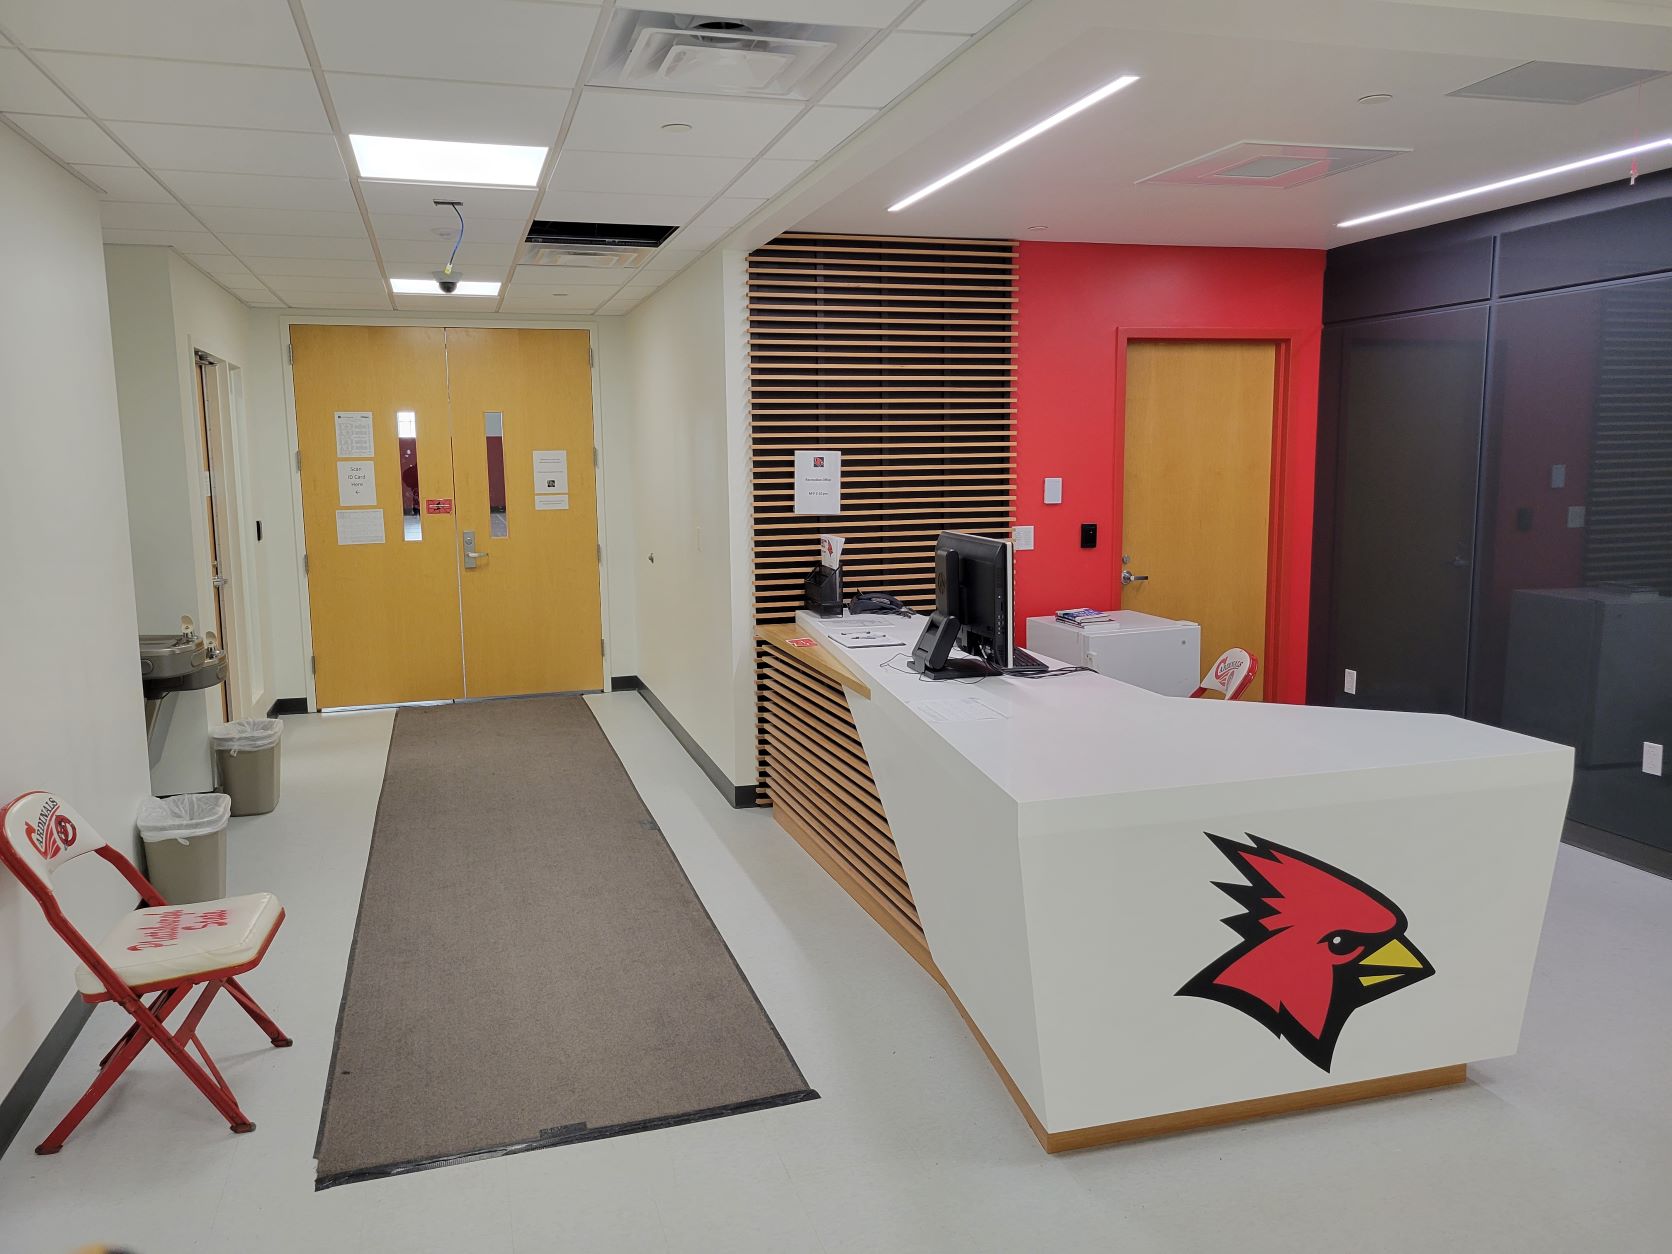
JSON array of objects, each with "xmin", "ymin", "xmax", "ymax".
[
  {"xmin": 0, "ymin": 790, "xmax": 291, "ymax": 1154},
  {"xmin": 1190, "ymin": 647, "xmax": 1260, "ymax": 700}
]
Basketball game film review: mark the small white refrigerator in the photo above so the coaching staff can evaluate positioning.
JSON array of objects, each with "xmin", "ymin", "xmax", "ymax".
[{"xmin": 1025, "ymin": 612, "xmax": 1202, "ymax": 696}]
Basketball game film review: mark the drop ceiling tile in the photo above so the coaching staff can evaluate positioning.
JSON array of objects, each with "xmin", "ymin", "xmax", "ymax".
[
  {"xmin": 765, "ymin": 106, "xmax": 873, "ymax": 160},
  {"xmin": 393, "ymin": 293, "xmax": 512, "ymax": 313},
  {"xmin": 284, "ymin": 292, "xmax": 392, "ymax": 310},
  {"xmin": 219, "ymin": 233, "xmax": 373, "ymax": 259},
  {"xmin": 384, "ymin": 263, "xmax": 503, "ymax": 286},
  {"xmin": 549, "ymin": 150, "xmax": 749, "ymax": 197},
  {"xmin": 639, "ymin": 248, "xmax": 704, "ymax": 272},
  {"xmin": 683, "ymin": 197, "xmax": 766, "ymax": 235},
  {"xmin": 726, "ymin": 158, "xmax": 813, "ymax": 199},
  {"xmin": 196, "ymin": 206, "xmax": 367, "ymax": 238},
  {"xmin": 1, "ymin": 1, "xmax": 308, "ymax": 67},
  {"xmin": 303, "ymin": 0, "xmax": 599, "ymax": 87},
  {"xmin": 36, "ymin": 53, "xmax": 328, "ymax": 131},
  {"xmin": 72, "ymin": 164, "xmax": 173, "ymax": 202},
  {"xmin": 102, "ymin": 228, "xmax": 228, "ymax": 253},
  {"xmin": 512, "ymin": 264, "xmax": 636, "ymax": 288},
  {"xmin": 501, "ymin": 291, "xmax": 613, "ymax": 313},
  {"xmin": 368, "ymin": 212, "xmax": 530, "ymax": 243},
  {"xmin": 0, "ymin": 49, "xmax": 78, "ymax": 114},
  {"xmin": 158, "ymin": 172, "xmax": 358, "ymax": 212},
  {"xmin": 565, "ymin": 90, "xmax": 800, "ymax": 159},
  {"xmin": 715, "ymin": 1, "xmax": 913, "ymax": 23},
  {"xmin": 8, "ymin": 113, "xmax": 133, "ymax": 165},
  {"xmin": 357, "ymin": 181, "xmax": 535, "ymax": 219},
  {"xmin": 823, "ymin": 31, "xmax": 965, "ymax": 108},
  {"xmin": 240, "ymin": 295, "xmax": 286, "ymax": 307},
  {"xmin": 242, "ymin": 257, "xmax": 383, "ymax": 280},
  {"xmin": 666, "ymin": 224, "xmax": 731, "ymax": 250},
  {"xmin": 219, "ymin": 278, "xmax": 275, "ymax": 295},
  {"xmin": 99, "ymin": 200, "xmax": 200, "ymax": 231},
  {"xmin": 376, "ymin": 239, "xmax": 516, "ymax": 267},
  {"xmin": 111, "ymin": 123, "xmax": 346, "ymax": 177},
  {"xmin": 184, "ymin": 253, "xmax": 260, "ymax": 280},
  {"xmin": 902, "ymin": 0, "xmax": 1017, "ymax": 34},
  {"xmin": 265, "ymin": 275, "xmax": 389, "ymax": 295},
  {"xmin": 326, "ymin": 74, "xmax": 570, "ymax": 147},
  {"xmin": 534, "ymin": 188, "xmax": 708, "ymax": 226}
]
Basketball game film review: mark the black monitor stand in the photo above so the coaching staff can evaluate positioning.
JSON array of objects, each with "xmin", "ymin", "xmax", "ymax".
[{"xmin": 909, "ymin": 612, "xmax": 1000, "ymax": 680}]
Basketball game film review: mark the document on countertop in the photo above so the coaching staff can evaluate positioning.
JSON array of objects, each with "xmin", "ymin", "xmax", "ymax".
[
  {"xmin": 826, "ymin": 627, "xmax": 906, "ymax": 649},
  {"xmin": 908, "ymin": 696, "xmax": 1007, "ymax": 724}
]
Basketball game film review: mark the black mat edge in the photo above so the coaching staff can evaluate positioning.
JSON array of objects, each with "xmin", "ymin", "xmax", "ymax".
[
  {"xmin": 313, "ymin": 697, "xmax": 815, "ymax": 1188},
  {"xmin": 315, "ymin": 1087, "xmax": 818, "ymax": 1191}
]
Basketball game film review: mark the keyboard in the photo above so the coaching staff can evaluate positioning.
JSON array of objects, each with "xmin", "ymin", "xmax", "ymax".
[{"xmin": 1008, "ymin": 647, "xmax": 1050, "ymax": 675}]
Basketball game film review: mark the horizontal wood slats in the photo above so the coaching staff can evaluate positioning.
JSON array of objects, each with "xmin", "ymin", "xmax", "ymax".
[{"xmin": 750, "ymin": 232, "xmax": 1017, "ymax": 811}]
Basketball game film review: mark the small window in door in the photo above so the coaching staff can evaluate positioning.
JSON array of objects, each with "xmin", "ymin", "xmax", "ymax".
[
  {"xmin": 485, "ymin": 410, "xmax": 508, "ymax": 538},
  {"xmin": 398, "ymin": 410, "xmax": 421, "ymax": 541}
]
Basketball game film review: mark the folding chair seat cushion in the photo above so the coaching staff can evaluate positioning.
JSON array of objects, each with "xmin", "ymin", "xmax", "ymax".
[{"xmin": 74, "ymin": 892, "xmax": 285, "ymax": 999}]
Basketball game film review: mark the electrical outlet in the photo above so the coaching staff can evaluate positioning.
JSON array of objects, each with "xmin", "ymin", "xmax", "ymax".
[
  {"xmin": 1550, "ymin": 463, "xmax": 1566, "ymax": 489},
  {"xmin": 1014, "ymin": 525, "xmax": 1035, "ymax": 551},
  {"xmin": 1344, "ymin": 669, "xmax": 1358, "ymax": 695},
  {"xmin": 1567, "ymin": 505, "xmax": 1586, "ymax": 528},
  {"xmin": 1645, "ymin": 742, "xmax": 1664, "ymax": 777}
]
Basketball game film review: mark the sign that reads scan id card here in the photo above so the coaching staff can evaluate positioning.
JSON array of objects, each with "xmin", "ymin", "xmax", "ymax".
[{"xmin": 794, "ymin": 449, "xmax": 841, "ymax": 515}]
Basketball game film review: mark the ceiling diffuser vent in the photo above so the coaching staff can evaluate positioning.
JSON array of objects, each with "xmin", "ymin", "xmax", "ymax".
[
  {"xmin": 1449, "ymin": 61, "xmax": 1667, "ymax": 105},
  {"xmin": 521, "ymin": 221, "xmax": 677, "ymax": 268},
  {"xmin": 1139, "ymin": 142, "xmax": 1407, "ymax": 189},
  {"xmin": 588, "ymin": 9, "xmax": 873, "ymax": 99}
]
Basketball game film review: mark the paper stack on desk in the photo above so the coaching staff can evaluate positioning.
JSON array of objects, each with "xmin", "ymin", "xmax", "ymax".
[{"xmin": 1055, "ymin": 607, "xmax": 1119, "ymax": 626}]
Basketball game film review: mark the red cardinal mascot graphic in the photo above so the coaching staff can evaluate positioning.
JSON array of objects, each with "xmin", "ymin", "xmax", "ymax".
[{"xmin": 1176, "ymin": 833, "xmax": 1434, "ymax": 1071}]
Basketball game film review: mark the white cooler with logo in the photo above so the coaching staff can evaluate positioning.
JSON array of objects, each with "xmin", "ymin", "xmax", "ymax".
[{"xmin": 1025, "ymin": 611, "xmax": 1201, "ymax": 696}]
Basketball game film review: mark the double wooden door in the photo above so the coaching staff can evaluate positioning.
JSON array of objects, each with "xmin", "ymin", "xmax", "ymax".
[{"xmin": 292, "ymin": 325, "xmax": 601, "ymax": 708}]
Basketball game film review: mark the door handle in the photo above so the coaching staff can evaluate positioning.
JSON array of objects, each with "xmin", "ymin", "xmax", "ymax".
[
  {"xmin": 462, "ymin": 530, "xmax": 488, "ymax": 570},
  {"xmin": 1121, "ymin": 570, "xmax": 1149, "ymax": 585}
]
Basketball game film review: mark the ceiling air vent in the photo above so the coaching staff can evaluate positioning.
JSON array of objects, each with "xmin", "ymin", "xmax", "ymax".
[
  {"xmin": 521, "ymin": 221, "xmax": 678, "ymax": 269},
  {"xmin": 588, "ymin": 9, "xmax": 874, "ymax": 99},
  {"xmin": 1139, "ymin": 142, "xmax": 1407, "ymax": 189},
  {"xmin": 1449, "ymin": 61, "xmax": 1668, "ymax": 105}
]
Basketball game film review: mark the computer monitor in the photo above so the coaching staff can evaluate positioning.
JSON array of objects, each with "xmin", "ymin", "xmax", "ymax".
[{"xmin": 909, "ymin": 531, "xmax": 1014, "ymax": 679}]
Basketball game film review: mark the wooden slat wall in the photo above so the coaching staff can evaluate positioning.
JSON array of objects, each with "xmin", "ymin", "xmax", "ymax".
[{"xmin": 749, "ymin": 232, "xmax": 1018, "ymax": 799}]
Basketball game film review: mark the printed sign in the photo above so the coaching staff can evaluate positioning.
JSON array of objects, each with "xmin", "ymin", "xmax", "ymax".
[
  {"xmin": 425, "ymin": 499, "xmax": 453, "ymax": 514},
  {"xmin": 337, "ymin": 460, "xmax": 376, "ymax": 507},
  {"xmin": 335, "ymin": 508, "xmax": 385, "ymax": 546},
  {"xmin": 533, "ymin": 449, "xmax": 569, "ymax": 494},
  {"xmin": 794, "ymin": 449, "xmax": 841, "ymax": 515},
  {"xmin": 535, "ymin": 494, "xmax": 569, "ymax": 511},
  {"xmin": 787, "ymin": 637, "xmax": 817, "ymax": 648},
  {"xmin": 334, "ymin": 411, "xmax": 374, "ymax": 457}
]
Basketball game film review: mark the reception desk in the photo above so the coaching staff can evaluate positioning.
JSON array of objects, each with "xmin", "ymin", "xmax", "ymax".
[{"xmin": 757, "ymin": 614, "xmax": 1573, "ymax": 1151}]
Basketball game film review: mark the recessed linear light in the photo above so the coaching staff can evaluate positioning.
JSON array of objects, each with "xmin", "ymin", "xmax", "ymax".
[
  {"xmin": 1337, "ymin": 137, "xmax": 1672, "ymax": 229},
  {"xmin": 887, "ymin": 74, "xmax": 1139, "ymax": 212},
  {"xmin": 390, "ymin": 278, "xmax": 501, "ymax": 296},
  {"xmin": 349, "ymin": 134, "xmax": 547, "ymax": 187}
]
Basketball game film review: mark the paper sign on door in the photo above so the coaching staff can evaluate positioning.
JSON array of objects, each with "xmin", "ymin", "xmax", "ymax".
[
  {"xmin": 425, "ymin": 499, "xmax": 453, "ymax": 514},
  {"xmin": 535, "ymin": 494, "xmax": 569, "ymax": 511},
  {"xmin": 533, "ymin": 450, "xmax": 568, "ymax": 494},
  {"xmin": 336, "ymin": 509, "xmax": 385, "ymax": 545},
  {"xmin": 337, "ymin": 460, "xmax": 376, "ymax": 506},
  {"xmin": 335, "ymin": 411, "xmax": 374, "ymax": 457}
]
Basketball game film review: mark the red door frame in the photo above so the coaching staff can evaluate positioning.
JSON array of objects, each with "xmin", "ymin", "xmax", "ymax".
[{"xmin": 1112, "ymin": 327, "xmax": 1302, "ymax": 700}]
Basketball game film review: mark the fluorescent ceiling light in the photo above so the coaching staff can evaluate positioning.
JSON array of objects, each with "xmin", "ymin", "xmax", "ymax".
[
  {"xmin": 887, "ymin": 75, "xmax": 1139, "ymax": 212},
  {"xmin": 349, "ymin": 134, "xmax": 547, "ymax": 187},
  {"xmin": 1338, "ymin": 138, "xmax": 1672, "ymax": 228},
  {"xmin": 390, "ymin": 278, "xmax": 501, "ymax": 296}
]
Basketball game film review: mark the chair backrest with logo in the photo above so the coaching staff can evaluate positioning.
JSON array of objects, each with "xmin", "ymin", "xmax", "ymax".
[
  {"xmin": 0, "ymin": 791, "xmax": 108, "ymax": 899},
  {"xmin": 1191, "ymin": 648, "xmax": 1259, "ymax": 700}
]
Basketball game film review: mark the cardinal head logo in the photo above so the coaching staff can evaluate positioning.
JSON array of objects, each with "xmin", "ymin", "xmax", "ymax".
[{"xmin": 1177, "ymin": 834, "xmax": 1434, "ymax": 1071}]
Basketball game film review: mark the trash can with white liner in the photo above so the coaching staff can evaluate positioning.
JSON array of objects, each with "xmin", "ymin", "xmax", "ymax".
[
  {"xmin": 138, "ymin": 793, "xmax": 230, "ymax": 904},
  {"xmin": 212, "ymin": 718, "xmax": 283, "ymax": 816}
]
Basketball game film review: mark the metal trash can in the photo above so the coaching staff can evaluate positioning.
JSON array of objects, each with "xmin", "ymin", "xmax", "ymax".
[
  {"xmin": 138, "ymin": 793, "xmax": 231, "ymax": 904},
  {"xmin": 211, "ymin": 718, "xmax": 283, "ymax": 816}
]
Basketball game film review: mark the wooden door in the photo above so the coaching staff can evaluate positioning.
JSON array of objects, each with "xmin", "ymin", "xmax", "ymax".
[
  {"xmin": 292, "ymin": 324, "xmax": 465, "ymax": 707},
  {"xmin": 445, "ymin": 328, "xmax": 603, "ymax": 698},
  {"xmin": 1122, "ymin": 341, "xmax": 1277, "ymax": 700}
]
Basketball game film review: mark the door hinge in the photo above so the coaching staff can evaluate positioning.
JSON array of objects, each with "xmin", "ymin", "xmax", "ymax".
[
  {"xmin": 596, "ymin": 542, "xmax": 602, "ymax": 562},
  {"xmin": 295, "ymin": 449, "xmax": 302, "ymax": 473},
  {"xmin": 588, "ymin": 346, "xmax": 594, "ymax": 368},
  {"xmin": 302, "ymin": 553, "xmax": 309, "ymax": 575},
  {"xmin": 592, "ymin": 447, "xmax": 599, "ymax": 468},
  {"xmin": 600, "ymin": 637, "xmax": 606, "ymax": 656},
  {"xmin": 310, "ymin": 654, "xmax": 316, "ymax": 675},
  {"xmin": 287, "ymin": 342, "xmax": 293, "ymax": 365}
]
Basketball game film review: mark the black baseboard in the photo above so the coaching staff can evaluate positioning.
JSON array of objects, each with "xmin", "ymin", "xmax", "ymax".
[
  {"xmin": 0, "ymin": 995, "xmax": 93, "ymax": 1160},
  {"xmin": 610, "ymin": 675, "xmax": 643, "ymax": 692},
  {"xmin": 636, "ymin": 682, "xmax": 758, "ymax": 808},
  {"xmin": 267, "ymin": 697, "xmax": 308, "ymax": 716},
  {"xmin": 1563, "ymin": 820, "xmax": 1672, "ymax": 881}
]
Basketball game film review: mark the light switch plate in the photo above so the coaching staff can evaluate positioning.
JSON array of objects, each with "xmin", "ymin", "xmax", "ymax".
[
  {"xmin": 1344, "ymin": 668, "xmax": 1358, "ymax": 695},
  {"xmin": 1043, "ymin": 477, "xmax": 1063, "ymax": 505},
  {"xmin": 1645, "ymin": 742, "xmax": 1664, "ymax": 777},
  {"xmin": 1014, "ymin": 525, "xmax": 1034, "ymax": 551},
  {"xmin": 1567, "ymin": 505, "xmax": 1586, "ymax": 528},
  {"xmin": 1550, "ymin": 463, "xmax": 1566, "ymax": 488}
]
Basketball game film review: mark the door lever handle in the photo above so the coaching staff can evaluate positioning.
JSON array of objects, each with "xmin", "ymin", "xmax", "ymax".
[
  {"xmin": 1121, "ymin": 570, "xmax": 1148, "ymax": 585},
  {"xmin": 462, "ymin": 530, "xmax": 488, "ymax": 570}
]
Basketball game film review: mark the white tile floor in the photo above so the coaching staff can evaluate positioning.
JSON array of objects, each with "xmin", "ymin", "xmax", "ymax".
[{"xmin": 3, "ymin": 692, "xmax": 1671, "ymax": 1253}]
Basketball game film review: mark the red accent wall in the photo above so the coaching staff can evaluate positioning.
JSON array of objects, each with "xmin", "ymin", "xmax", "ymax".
[{"xmin": 1013, "ymin": 241, "xmax": 1325, "ymax": 704}]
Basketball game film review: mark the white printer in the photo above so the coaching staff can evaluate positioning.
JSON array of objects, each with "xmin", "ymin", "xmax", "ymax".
[{"xmin": 1025, "ymin": 611, "xmax": 1202, "ymax": 696}]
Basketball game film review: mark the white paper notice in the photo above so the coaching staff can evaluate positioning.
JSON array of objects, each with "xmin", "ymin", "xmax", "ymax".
[
  {"xmin": 533, "ymin": 450, "xmax": 569, "ymax": 494},
  {"xmin": 819, "ymin": 533, "xmax": 844, "ymax": 570},
  {"xmin": 826, "ymin": 628, "xmax": 904, "ymax": 649},
  {"xmin": 534, "ymin": 494, "xmax": 569, "ymax": 511},
  {"xmin": 337, "ymin": 460, "xmax": 376, "ymax": 506},
  {"xmin": 335, "ymin": 411, "xmax": 374, "ymax": 457},
  {"xmin": 794, "ymin": 449, "xmax": 841, "ymax": 515},
  {"xmin": 908, "ymin": 697, "xmax": 1006, "ymax": 724},
  {"xmin": 335, "ymin": 509, "xmax": 385, "ymax": 546}
]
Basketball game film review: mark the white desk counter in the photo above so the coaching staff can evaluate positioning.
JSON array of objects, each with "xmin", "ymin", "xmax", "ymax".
[{"xmin": 766, "ymin": 612, "xmax": 1573, "ymax": 1150}]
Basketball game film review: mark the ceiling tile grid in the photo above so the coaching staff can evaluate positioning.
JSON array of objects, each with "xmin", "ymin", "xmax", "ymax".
[{"xmin": 1, "ymin": 0, "xmax": 986, "ymax": 311}]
